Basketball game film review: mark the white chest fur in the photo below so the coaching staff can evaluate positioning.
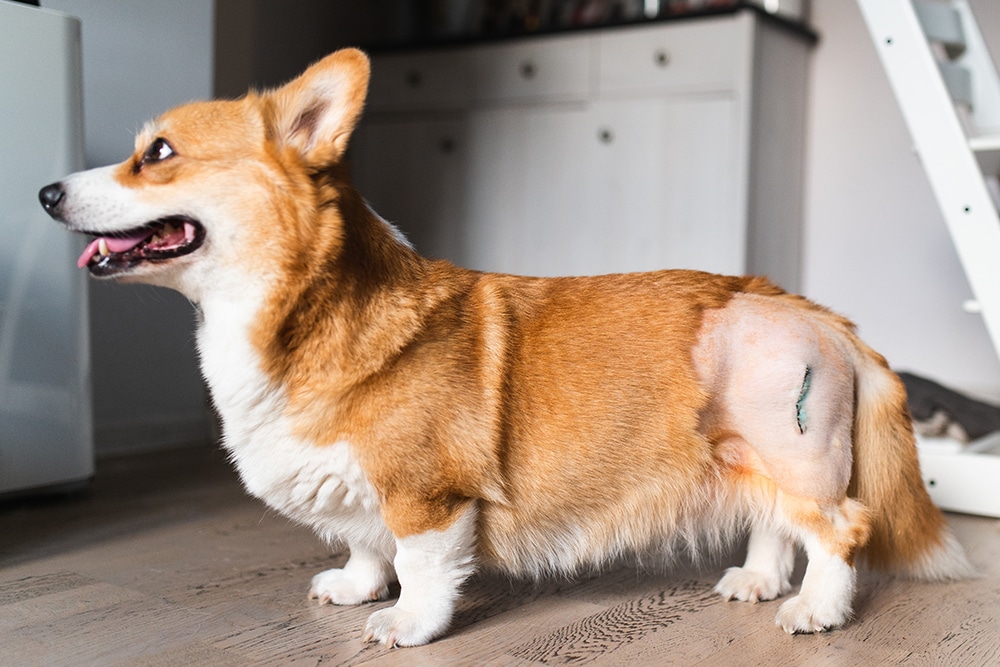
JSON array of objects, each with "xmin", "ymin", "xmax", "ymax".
[{"xmin": 195, "ymin": 293, "xmax": 394, "ymax": 556}]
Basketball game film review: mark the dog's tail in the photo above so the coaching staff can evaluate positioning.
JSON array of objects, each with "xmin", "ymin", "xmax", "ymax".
[{"xmin": 848, "ymin": 336, "xmax": 973, "ymax": 580}]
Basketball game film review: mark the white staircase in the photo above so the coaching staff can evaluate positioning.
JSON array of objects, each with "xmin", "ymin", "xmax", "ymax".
[{"xmin": 857, "ymin": 0, "xmax": 1000, "ymax": 517}]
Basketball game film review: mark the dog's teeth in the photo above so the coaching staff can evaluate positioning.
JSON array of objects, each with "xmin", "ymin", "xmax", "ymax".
[{"xmin": 99, "ymin": 238, "xmax": 110, "ymax": 257}]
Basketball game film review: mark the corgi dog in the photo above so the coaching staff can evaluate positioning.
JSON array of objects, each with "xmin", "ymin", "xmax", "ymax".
[{"xmin": 39, "ymin": 49, "xmax": 971, "ymax": 647}]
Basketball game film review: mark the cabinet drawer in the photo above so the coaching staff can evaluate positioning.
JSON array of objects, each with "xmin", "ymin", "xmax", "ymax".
[
  {"xmin": 368, "ymin": 50, "xmax": 471, "ymax": 112},
  {"xmin": 471, "ymin": 35, "xmax": 592, "ymax": 104},
  {"xmin": 598, "ymin": 18, "xmax": 744, "ymax": 95}
]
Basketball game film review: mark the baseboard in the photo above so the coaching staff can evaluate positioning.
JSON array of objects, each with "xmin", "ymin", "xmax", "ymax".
[{"xmin": 95, "ymin": 411, "xmax": 216, "ymax": 458}]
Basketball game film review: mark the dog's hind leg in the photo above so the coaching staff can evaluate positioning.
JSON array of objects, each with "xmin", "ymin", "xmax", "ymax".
[
  {"xmin": 735, "ymin": 352, "xmax": 870, "ymax": 633},
  {"xmin": 362, "ymin": 502, "xmax": 478, "ymax": 647},
  {"xmin": 773, "ymin": 496, "xmax": 870, "ymax": 633},
  {"xmin": 715, "ymin": 522, "xmax": 794, "ymax": 604},
  {"xmin": 696, "ymin": 294, "xmax": 871, "ymax": 631}
]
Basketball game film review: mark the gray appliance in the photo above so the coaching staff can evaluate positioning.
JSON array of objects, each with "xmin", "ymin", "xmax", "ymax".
[{"xmin": 0, "ymin": 0, "xmax": 93, "ymax": 496}]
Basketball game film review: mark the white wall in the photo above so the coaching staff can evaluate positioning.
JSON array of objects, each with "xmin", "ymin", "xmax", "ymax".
[
  {"xmin": 803, "ymin": 0, "xmax": 1000, "ymax": 396},
  {"xmin": 40, "ymin": 0, "xmax": 215, "ymax": 455}
]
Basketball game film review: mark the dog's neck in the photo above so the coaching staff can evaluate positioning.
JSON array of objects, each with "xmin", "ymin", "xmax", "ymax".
[
  {"xmin": 196, "ymin": 173, "xmax": 449, "ymax": 429},
  {"xmin": 255, "ymin": 174, "xmax": 432, "ymax": 381}
]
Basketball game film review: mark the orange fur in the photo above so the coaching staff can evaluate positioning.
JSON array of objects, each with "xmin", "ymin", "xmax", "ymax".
[{"xmin": 848, "ymin": 339, "xmax": 952, "ymax": 574}]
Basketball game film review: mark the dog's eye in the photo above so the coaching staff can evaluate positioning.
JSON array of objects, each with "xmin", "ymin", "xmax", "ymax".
[
  {"xmin": 143, "ymin": 138, "xmax": 174, "ymax": 164},
  {"xmin": 133, "ymin": 138, "xmax": 175, "ymax": 174}
]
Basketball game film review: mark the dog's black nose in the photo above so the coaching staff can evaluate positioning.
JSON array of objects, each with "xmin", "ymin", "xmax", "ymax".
[{"xmin": 39, "ymin": 183, "xmax": 65, "ymax": 216}]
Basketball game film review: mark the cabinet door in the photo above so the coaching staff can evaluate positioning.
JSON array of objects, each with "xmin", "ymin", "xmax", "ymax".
[
  {"xmin": 460, "ymin": 94, "xmax": 743, "ymax": 277},
  {"xmin": 351, "ymin": 118, "xmax": 468, "ymax": 262},
  {"xmin": 463, "ymin": 104, "xmax": 597, "ymax": 276},
  {"xmin": 587, "ymin": 94, "xmax": 744, "ymax": 276}
]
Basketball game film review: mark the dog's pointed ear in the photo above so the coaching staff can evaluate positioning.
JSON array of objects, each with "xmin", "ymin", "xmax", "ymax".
[{"xmin": 268, "ymin": 48, "xmax": 370, "ymax": 167}]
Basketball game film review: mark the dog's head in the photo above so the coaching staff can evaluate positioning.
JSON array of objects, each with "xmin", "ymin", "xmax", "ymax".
[{"xmin": 39, "ymin": 49, "xmax": 370, "ymax": 300}]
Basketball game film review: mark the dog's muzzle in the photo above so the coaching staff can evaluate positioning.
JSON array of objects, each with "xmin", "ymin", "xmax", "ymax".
[{"xmin": 37, "ymin": 181, "xmax": 206, "ymax": 277}]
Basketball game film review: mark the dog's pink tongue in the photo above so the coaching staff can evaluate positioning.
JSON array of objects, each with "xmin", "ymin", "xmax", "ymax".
[{"xmin": 77, "ymin": 229, "xmax": 154, "ymax": 268}]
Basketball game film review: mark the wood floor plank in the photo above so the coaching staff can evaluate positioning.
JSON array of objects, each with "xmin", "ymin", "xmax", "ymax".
[
  {"xmin": 0, "ymin": 571, "xmax": 98, "ymax": 605},
  {"xmin": 506, "ymin": 584, "xmax": 717, "ymax": 664},
  {"xmin": 110, "ymin": 641, "xmax": 255, "ymax": 667},
  {"xmin": 2, "ymin": 581, "xmax": 214, "ymax": 665}
]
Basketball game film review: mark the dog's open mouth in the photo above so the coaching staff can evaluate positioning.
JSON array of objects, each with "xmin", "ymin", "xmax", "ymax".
[{"xmin": 78, "ymin": 216, "xmax": 205, "ymax": 277}]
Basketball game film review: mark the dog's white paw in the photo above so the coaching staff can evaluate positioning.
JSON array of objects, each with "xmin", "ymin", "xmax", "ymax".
[
  {"xmin": 308, "ymin": 568, "xmax": 389, "ymax": 606},
  {"xmin": 774, "ymin": 593, "xmax": 851, "ymax": 634},
  {"xmin": 715, "ymin": 566, "xmax": 790, "ymax": 604},
  {"xmin": 362, "ymin": 606, "xmax": 444, "ymax": 647}
]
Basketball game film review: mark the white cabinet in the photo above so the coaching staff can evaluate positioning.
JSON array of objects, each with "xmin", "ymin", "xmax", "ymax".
[
  {"xmin": 470, "ymin": 34, "xmax": 592, "ymax": 104},
  {"xmin": 587, "ymin": 96, "xmax": 742, "ymax": 275},
  {"xmin": 597, "ymin": 15, "xmax": 744, "ymax": 94},
  {"xmin": 352, "ymin": 10, "xmax": 812, "ymax": 290},
  {"xmin": 353, "ymin": 117, "xmax": 469, "ymax": 261}
]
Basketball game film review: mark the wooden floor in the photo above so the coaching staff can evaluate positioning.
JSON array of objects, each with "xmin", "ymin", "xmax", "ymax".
[{"xmin": 2, "ymin": 445, "xmax": 1000, "ymax": 666}]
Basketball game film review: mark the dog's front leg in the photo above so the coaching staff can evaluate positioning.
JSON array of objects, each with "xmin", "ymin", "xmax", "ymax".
[
  {"xmin": 362, "ymin": 503, "xmax": 478, "ymax": 647},
  {"xmin": 309, "ymin": 544, "xmax": 395, "ymax": 605}
]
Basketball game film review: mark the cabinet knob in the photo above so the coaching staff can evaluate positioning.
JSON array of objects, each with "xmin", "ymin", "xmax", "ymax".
[
  {"xmin": 519, "ymin": 60, "xmax": 537, "ymax": 79},
  {"xmin": 653, "ymin": 49, "xmax": 670, "ymax": 67},
  {"xmin": 405, "ymin": 70, "xmax": 423, "ymax": 88}
]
